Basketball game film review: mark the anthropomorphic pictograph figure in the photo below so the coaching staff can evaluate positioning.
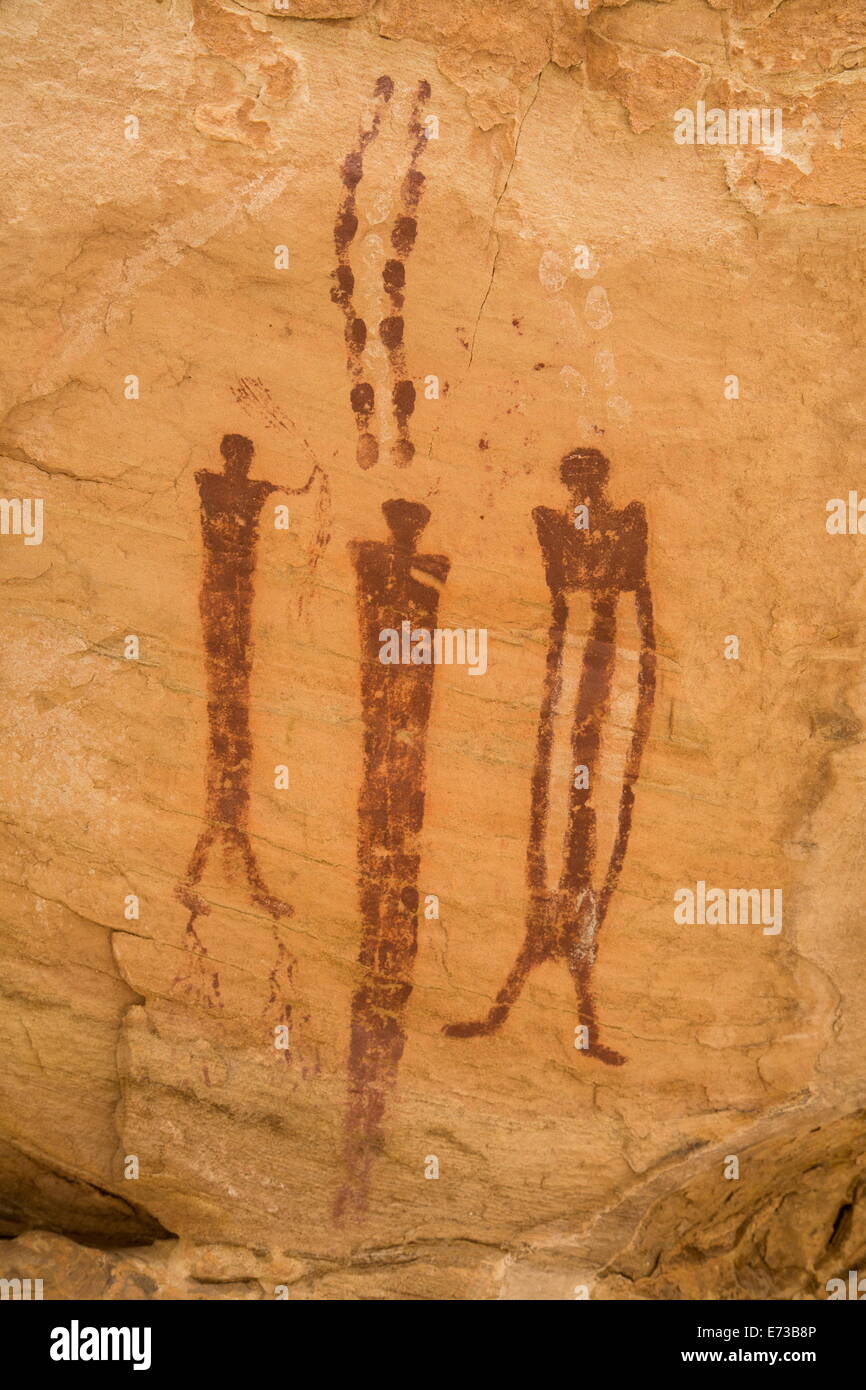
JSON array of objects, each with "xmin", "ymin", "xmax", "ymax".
[
  {"xmin": 331, "ymin": 76, "xmax": 431, "ymax": 468},
  {"xmin": 335, "ymin": 499, "xmax": 450, "ymax": 1220},
  {"xmin": 175, "ymin": 433, "xmax": 321, "ymax": 1022},
  {"xmin": 444, "ymin": 449, "xmax": 656, "ymax": 1066}
]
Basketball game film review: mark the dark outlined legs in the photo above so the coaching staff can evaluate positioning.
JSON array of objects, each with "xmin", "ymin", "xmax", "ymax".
[{"xmin": 444, "ymin": 449, "xmax": 656, "ymax": 1066}]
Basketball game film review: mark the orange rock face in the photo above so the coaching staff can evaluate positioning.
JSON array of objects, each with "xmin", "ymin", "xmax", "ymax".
[{"xmin": 1, "ymin": 0, "xmax": 865, "ymax": 1300}]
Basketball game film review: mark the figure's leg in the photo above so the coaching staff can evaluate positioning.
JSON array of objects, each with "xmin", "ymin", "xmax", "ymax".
[
  {"xmin": 228, "ymin": 829, "xmax": 294, "ymax": 920},
  {"xmin": 555, "ymin": 592, "xmax": 625, "ymax": 1065},
  {"xmin": 526, "ymin": 593, "xmax": 567, "ymax": 897},
  {"xmin": 174, "ymin": 828, "xmax": 214, "ymax": 915},
  {"xmin": 263, "ymin": 929, "xmax": 298, "ymax": 1066},
  {"xmin": 442, "ymin": 938, "xmax": 539, "ymax": 1037},
  {"xmin": 596, "ymin": 579, "xmax": 656, "ymax": 926},
  {"xmin": 172, "ymin": 829, "xmax": 224, "ymax": 1007},
  {"xmin": 333, "ymin": 1080, "xmax": 386, "ymax": 1224},
  {"xmin": 559, "ymin": 590, "xmax": 617, "ymax": 894},
  {"xmin": 333, "ymin": 975, "xmax": 404, "ymax": 1223},
  {"xmin": 444, "ymin": 596, "xmax": 568, "ymax": 1043},
  {"xmin": 443, "ymin": 899, "xmax": 553, "ymax": 1038},
  {"xmin": 566, "ymin": 951, "xmax": 625, "ymax": 1067},
  {"xmin": 172, "ymin": 907, "xmax": 224, "ymax": 1011}
]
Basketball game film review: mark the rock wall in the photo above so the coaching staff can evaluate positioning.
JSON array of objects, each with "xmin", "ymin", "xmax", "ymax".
[{"xmin": 1, "ymin": 0, "xmax": 864, "ymax": 1299}]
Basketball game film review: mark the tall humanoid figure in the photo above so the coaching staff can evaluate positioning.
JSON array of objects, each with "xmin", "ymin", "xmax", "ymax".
[
  {"xmin": 444, "ymin": 449, "xmax": 656, "ymax": 1066},
  {"xmin": 335, "ymin": 499, "xmax": 450, "ymax": 1219},
  {"xmin": 176, "ymin": 433, "xmax": 295, "ymax": 924},
  {"xmin": 175, "ymin": 434, "xmax": 323, "ymax": 1028}
]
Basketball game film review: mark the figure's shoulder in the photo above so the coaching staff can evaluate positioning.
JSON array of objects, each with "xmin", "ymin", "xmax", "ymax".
[
  {"xmin": 532, "ymin": 505, "xmax": 565, "ymax": 538},
  {"xmin": 349, "ymin": 537, "xmax": 381, "ymax": 565},
  {"xmin": 195, "ymin": 469, "xmax": 227, "ymax": 509},
  {"xmin": 251, "ymin": 477, "xmax": 275, "ymax": 496},
  {"xmin": 620, "ymin": 499, "xmax": 648, "ymax": 533}
]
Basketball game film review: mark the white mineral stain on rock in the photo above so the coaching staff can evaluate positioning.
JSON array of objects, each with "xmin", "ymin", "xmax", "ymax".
[
  {"xmin": 573, "ymin": 247, "xmax": 601, "ymax": 279},
  {"xmin": 539, "ymin": 250, "xmax": 568, "ymax": 293},
  {"xmin": 585, "ymin": 285, "xmax": 613, "ymax": 330},
  {"xmin": 559, "ymin": 365, "xmax": 587, "ymax": 396},
  {"xmin": 365, "ymin": 187, "xmax": 394, "ymax": 226},
  {"xmin": 596, "ymin": 349, "xmax": 617, "ymax": 386}
]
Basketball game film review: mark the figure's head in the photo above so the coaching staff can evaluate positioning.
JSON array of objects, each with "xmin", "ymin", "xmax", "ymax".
[
  {"xmin": 220, "ymin": 433, "xmax": 254, "ymax": 478},
  {"xmin": 560, "ymin": 447, "xmax": 610, "ymax": 499},
  {"xmin": 382, "ymin": 497, "xmax": 430, "ymax": 550}
]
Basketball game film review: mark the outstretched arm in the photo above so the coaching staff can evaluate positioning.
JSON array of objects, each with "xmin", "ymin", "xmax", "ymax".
[
  {"xmin": 271, "ymin": 461, "xmax": 326, "ymax": 496},
  {"xmin": 596, "ymin": 577, "xmax": 656, "ymax": 927}
]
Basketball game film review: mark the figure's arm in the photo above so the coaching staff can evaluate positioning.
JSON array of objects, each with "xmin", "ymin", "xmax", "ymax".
[
  {"xmin": 596, "ymin": 576, "xmax": 656, "ymax": 926},
  {"xmin": 273, "ymin": 463, "xmax": 326, "ymax": 497},
  {"xmin": 410, "ymin": 552, "xmax": 450, "ymax": 586}
]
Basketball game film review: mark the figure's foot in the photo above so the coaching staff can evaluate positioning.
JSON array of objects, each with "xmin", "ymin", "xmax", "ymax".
[
  {"xmin": 172, "ymin": 918, "xmax": 223, "ymax": 1012},
  {"xmin": 583, "ymin": 1040, "xmax": 626, "ymax": 1067},
  {"xmin": 442, "ymin": 1010, "xmax": 505, "ymax": 1040},
  {"xmin": 172, "ymin": 958, "xmax": 222, "ymax": 1012},
  {"xmin": 264, "ymin": 937, "xmax": 296, "ymax": 1064},
  {"xmin": 228, "ymin": 833, "xmax": 294, "ymax": 920}
]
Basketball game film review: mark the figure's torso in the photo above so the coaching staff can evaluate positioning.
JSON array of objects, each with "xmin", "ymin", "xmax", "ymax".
[
  {"xmin": 533, "ymin": 502, "xmax": 648, "ymax": 594},
  {"xmin": 196, "ymin": 472, "xmax": 274, "ymax": 567},
  {"xmin": 351, "ymin": 540, "xmax": 450, "ymax": 625}
]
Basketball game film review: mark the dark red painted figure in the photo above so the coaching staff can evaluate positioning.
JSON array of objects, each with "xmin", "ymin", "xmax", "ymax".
[
  {"xmin": 444, "ymin": 449, "xmax": 656, "ymax": 1065},
  {"xmin": 335, "ymin": 499, "xmax": 450, "ymax": 1220},
  {"xmin": 176, "ymin": 433, "xmax": 293, "ymax": 927}
]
